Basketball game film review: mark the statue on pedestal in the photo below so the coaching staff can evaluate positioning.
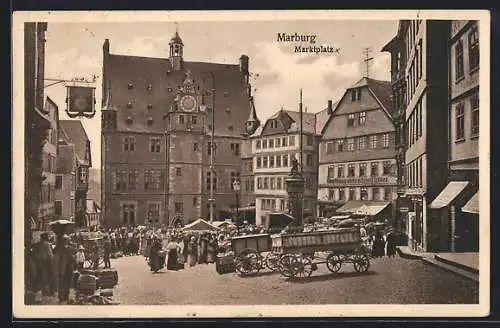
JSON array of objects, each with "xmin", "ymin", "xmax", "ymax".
[{"xmin": 290, "ymin": 157, "xmax": 300, "ymax": 176}]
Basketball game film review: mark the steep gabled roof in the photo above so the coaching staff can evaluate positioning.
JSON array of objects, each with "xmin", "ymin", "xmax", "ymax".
[
  {"xmin": 315, "ymin": 101, "xmax": 338, "ymax": 133},
  {"xmin": 104, "ymin": 51, "xmax": 251, "ymax": 137},
  {"xmin": 59, "ymin": 120, "xmax": 91, "ymax": 166}
]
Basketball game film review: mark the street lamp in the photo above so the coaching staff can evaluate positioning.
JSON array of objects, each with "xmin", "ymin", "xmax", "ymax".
[{"xmin": 233, "ymin": 179, "xmax": 240, "ymax": 235}]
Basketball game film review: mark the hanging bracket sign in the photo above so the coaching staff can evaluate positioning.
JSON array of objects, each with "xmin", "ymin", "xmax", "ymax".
[{"xmin": 65, "ymin": 84, "xmax": 96, "ymax": 118}]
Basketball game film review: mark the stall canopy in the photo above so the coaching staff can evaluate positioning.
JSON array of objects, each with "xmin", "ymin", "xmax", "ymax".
[
  {"xmin": 212, "ymin": 221, "xmax": 236, "ymax": 229},
  {"xmin": 429, "ymin": 181, "xmax": 469, "ymax": 209},
  {"xmin": 353, "ymin": 203, "xmax": 390, "ymax": 216},
  {"xmin": 462, "ymin": 192, "xmax": 479, "ymax": 214},
  {"xmin": 181, "ymin": 218, "xmax": 221, "ymax": 232}
]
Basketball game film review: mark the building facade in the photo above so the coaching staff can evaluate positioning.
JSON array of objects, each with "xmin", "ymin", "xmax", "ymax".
[
  {"xmin": 252, "ymin": 109, "xmax": 320, "ymax": 226},
  {"xmin": 37, "ymin": 97, "xmax": 59, "ymax": 231},
  {"xmin": 101, "ymin": 31, "xmax": 258, "ymax": 227},
  {"xmin": 391, "ymin": 20, "xmax": 451, "ymax": 252},
  {"xmin": 25, "ymin": 22, "xmax": 50, "ymax": 236},
  {"xmin": 428, "ymin": 20, "xmax": 480, "ymax": 252},
  {"xmin": 382, "ymin": 21, "xmax": 409, "ymax": 233},
  {"xmin": 55, "ymin": 120, "xmax": 92, "ymax": 227},
  {"xmin": 318, "ymin": 77, "xmax": 397, "ymax": 219}
]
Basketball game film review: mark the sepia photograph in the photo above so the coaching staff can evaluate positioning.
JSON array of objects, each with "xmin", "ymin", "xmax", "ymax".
[{"xmin": 12, "ymin": 10, "xmax": 490, "ymax": 318}]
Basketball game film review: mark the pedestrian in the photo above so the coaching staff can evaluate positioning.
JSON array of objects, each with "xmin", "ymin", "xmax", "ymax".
[
  {"xmin": 92, "ymin": 244, "xmax": 100, "ymax": 270},
  {"xmin": 53, "ymin": 235, "xmax": 75, "ymax": 304},
  {"xmin": 75, "ymin": 245, "xmax": 86, "ymax": 271},
  {"xmin": 386, "ymin": 230, "xmax": 397, "ymax": 258},
  {"xmin": 198, "ymin": 233, "xmax": 209, "ymax": 264},
  {"xmin": 166, "ymin": 237, "xmax": 180, "ymax": 271},
  {"xmin": 206, "ymin": 234, "xmax": 217, "ymax": 264},
  {"xmin": 187, "ymin": 235, "xmax": 198, "ymax": 267},
  {"xmin": 103, "ymin": 235, "xmax": 112, "ymax": 268},
  {"xmin": 34, "ymin": 232, "xmax": 55, "ymax": 297}
]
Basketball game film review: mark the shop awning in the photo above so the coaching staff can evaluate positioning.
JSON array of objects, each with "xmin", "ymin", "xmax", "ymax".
[
  {"xmin": 429, "ymin": 181, "xmax": 470, "ymax": 209},
  {"xmin": 337, "ymin": 201, "xmax": 390, "ymax": 214},
  {"xmin": 462, "ymin": 192, "xmax": 479, "ymax": 214},
  {"xmin": 353, "ymin": 202, "xmax": 390, "ymax": 216}
]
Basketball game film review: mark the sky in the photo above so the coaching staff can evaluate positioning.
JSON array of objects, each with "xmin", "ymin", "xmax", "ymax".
[{"xmin": 43, "ymin": 20, "xmax": 399, "ymax": 168}]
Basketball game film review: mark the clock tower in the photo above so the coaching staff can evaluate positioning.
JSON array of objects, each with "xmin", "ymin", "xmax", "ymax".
[{"xmin": 164, "ymin": 70, "xmax": 206, "ymax": 225}]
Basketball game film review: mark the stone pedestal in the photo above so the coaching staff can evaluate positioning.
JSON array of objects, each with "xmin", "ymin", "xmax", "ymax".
[{"xmin": 285, "ymin": 174, "xmax": 305, "ymax": 227}]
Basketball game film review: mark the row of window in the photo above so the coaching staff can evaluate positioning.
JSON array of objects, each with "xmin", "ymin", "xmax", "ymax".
[
  {"xmin": 324, "ymin": 133, "xmax": 391, "ymax": 154},
  {"xmin": 255, "ymin": 135, "xmax": 302, "ymax": 150},
  {"xmin": 42, "ymin": 153, "xmax": 57, "ymax": 174},
  {"xmin": 406, "ymin": 39, "xmax": 423, "ymax": 103},
  {"xmin": 122, "ymin": 137, "xmax": 240, "ymax": 156},
  {"xmin": 256, "ymin": 153, "xmax": 314, "ymax": 169},
  {"xmin": 346, "ymin": 111, "xmax": 366, "ymax": 127},
  {"xmin": 125, "ymin": 81, "xmax": 229, "ymax": 97},
  {"xmin": 260, "ymin": 198, "xmax": 286, "ymax": 212},
  {"xmin": 327, "ymin": 160, "xmax": 394, "ymax": 179},
  {"xmin": 407, "ymin": 20, "xmax": 422, "ymax": 62},
  {"xmin": 407, "ymin": 156, "xmax": 424, "ymax": 188},
  {"xmin": 256, "ymin": 176, "xmax": 285, "ymax": 190},
  {"xmin": 54, "ymin": 168, "xmax": 88, "ymax": 188},
  {"xmin": 454, "ymin": 25, "xmax": 480, "ymax": 81},
  {"xmin": 327, "ymin": 187, "xmax": 393, "ymax": 202},
  {"xmin": 407, "ymin": 98, "xmax": 423, "ymax": 148},
  {"xmin": 455, "ymin": 92, "xmax": 479, "ymax": 140}
]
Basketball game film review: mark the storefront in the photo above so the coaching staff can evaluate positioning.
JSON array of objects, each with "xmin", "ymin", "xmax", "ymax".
[
  {"xmin": 459, "ymin": 191, "xmax": 479, "ymax": 252},
  {"xmin": 429, "ymin": 181, "xmax": 475, "ymax": 252},
  {"xmin": 405, "ymin": 193, "xmax": 425, "ymax": 252}
]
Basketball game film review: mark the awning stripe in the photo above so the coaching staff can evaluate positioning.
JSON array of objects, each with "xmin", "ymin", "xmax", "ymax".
[
  {"xmin": 429, "ymin": 181, "xmax": 469, "ymax": 209},
  {"xmin": 462, "ymin": 192, "xmax": 479, "ymax": 214}
]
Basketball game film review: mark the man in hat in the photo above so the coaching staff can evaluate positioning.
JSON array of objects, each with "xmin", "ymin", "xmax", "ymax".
[
  {"xmin": 34, "ymin": 232, "xmax": 55, "ymax": 297},
  {"xmin": 53, "ymin": 235, "xmax": 74, "ymax": 304}
]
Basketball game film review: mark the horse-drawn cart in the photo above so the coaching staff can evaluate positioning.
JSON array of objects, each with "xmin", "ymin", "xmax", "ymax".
[
  {"xmin": 230, "ymin": 234, "xmax": 281, "ymax": 276},
  {"xmin": 272, "ymin": 227, "xmax": 370, "ymax": 279}
]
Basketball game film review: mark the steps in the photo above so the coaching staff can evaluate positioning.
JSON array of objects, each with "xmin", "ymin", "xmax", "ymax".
[{"xmin": 422, "ymin": 256, "xmax": 479, "ymax": 282}]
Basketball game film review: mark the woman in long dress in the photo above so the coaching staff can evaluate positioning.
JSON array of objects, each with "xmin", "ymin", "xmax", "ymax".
[{"xmin": 166, "ymin": 238, "xmax": 180, "ymax": 271}]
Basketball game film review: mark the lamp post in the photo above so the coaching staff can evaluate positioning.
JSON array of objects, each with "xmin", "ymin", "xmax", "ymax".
[{"xmin": 233, "ymin": 179, "xmax": 240, "ymax": 235}]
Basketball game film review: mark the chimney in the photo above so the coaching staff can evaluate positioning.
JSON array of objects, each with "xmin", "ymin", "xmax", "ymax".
[
  {"xmin": 327, "ymin": 100, "xmax": 333, "ymax": 114},
  {"xmin": 103, "ymin": 39, "xmax": 110, "ymax": 56},
  {"xmin": 239, "ymin": 55, "xmax": 249, "ymax": 76}
]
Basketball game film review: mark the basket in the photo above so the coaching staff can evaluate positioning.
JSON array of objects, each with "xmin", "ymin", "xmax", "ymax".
[{"xmin": 215, "ymin": 254, "xmax": 235, "ymax": 274}]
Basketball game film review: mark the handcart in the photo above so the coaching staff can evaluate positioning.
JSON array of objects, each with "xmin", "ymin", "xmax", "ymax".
[
  {"xmin": 271, "ymin": 227, "xmax": 370, "ymax": 279},
  {"xmin": 230, "ymin": 234, "xmax": 282, "ymax": 276},
  {"xmin": 81, "ymin": 237, "xmax": 105, "ymax": 269}
]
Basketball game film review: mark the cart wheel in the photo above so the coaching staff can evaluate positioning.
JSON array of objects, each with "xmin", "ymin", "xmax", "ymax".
[
  {"xmin": 353, "ymin": 254, "xmax": 370, "ymax": 273},
  {"xmin": 278, "ymin": 254, "xmax": 298, "ymax": 278},
  {"xmin": 293, "ymin": 255, "xmax": 313, "ymax": 279},
  {"xmin": 326, "ymin": 253, "xmax": 342, "ymax": 273},
  {"xmin": 265, "ymin": 252, "xmax": 281, "ymax": 272},
  {"xmin": 234, "ymin": 250, "xmax": 261, "ymax": 276}
]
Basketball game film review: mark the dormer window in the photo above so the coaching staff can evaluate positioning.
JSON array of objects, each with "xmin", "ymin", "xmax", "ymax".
[
  {"xmin": 125, "ymin": 116, "xmax": 133, "ymax": 125},
  {"xmin": 350, "ymin": 88, "xmax": 362, "ymax": 101},
  {"xmin": 270, "ymin": 120, "xmax": 278, "ymax": 128},
  {"xmin": 146, "ymin": 117, "xmax": 154, "ymax": 126},
  {"xmin": 147, "ymin": 104, "xmax": 153, "ymax": 110},
  {"xmin": 224, "ymin": 91, "xmax": 229, "ymax": 97},
  {"xmin": 127, "ymin": 102, "xmax": 133, "ymax": 108},
  {"xmin": 147, "ymin": 84, "xmax": 153, "ymax": 92},
  {"xmin": 128, "ymin": 82, "xmax": 133, "ymax": 89}
]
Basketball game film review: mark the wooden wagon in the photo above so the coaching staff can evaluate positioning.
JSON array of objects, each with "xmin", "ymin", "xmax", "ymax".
[
  {"xmin": 271, "ymin": 227, "xmax": 370, "ymax": 279},
  {"xmin": 230, "ymin": 234, "xmax": 282, "ymax": 276}
]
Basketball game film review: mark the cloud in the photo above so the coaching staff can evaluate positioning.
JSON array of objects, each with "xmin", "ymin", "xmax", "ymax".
[
  {"xmin": 251, "ymin": 42, "xmax": 369, "ymax": 121},
  {"xmin": 113, "ymin": 35, "xmax": 170, "ymax": 58}
]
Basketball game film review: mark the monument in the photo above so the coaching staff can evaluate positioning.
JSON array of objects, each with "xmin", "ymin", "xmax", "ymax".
[{"xmin": 285, "ymin": 156, "xmax": 305, "ymax": 227}]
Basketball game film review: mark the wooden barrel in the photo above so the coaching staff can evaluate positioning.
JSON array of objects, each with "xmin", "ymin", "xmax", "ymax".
[
  {"xmin": 216, "ymin": 254, "xmax": 235, "ymax": 274},
  {"xmin": 95, "ymin": 269, "xmax": 119, "ymax": 289}
]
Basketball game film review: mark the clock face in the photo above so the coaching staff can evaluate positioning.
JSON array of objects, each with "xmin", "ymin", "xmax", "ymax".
[
  {"xmin": 73, "ymin": 96, "xmax": 88, "ymax": 111},
  {"xmin": 180, "ymin": 95, "xmax": 196, "ymax": 111}
]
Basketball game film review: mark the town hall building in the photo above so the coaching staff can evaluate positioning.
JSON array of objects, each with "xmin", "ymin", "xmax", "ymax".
[{"xmin": 100, "ymin": 31, "xmax": 260, "ymax": 227}]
